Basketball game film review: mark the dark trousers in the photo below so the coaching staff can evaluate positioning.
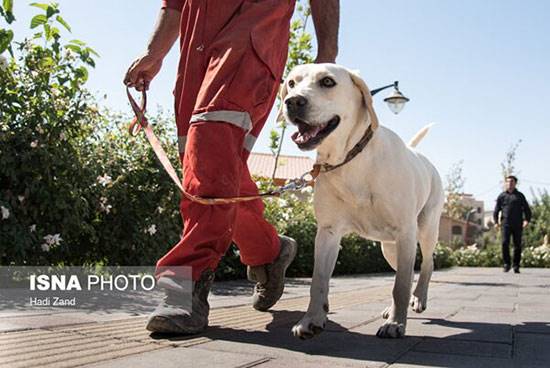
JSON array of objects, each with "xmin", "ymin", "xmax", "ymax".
[{"xmin": 501, "ymin": 224, "xmax": 523, "ymax": 268}]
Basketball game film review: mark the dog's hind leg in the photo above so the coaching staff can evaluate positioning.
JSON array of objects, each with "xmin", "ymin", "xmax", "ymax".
[
  {"xmin": 381, "ymin": 241, "xmax": 397, "ymax": 319},
  {"xmin": 292, "ymin": 225, "xmax": 342, "ymax": 339},
  {"xmin": 377, "ymin": 228, "xmax": 416, "ymax": 338},
  {"xmin": 411, "ymin": 215, "xmax": 440, "ymax": 314}
]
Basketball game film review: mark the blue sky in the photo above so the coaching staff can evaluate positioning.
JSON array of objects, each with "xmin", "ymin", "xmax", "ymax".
[{"xmin": 6, "ymin": 0, "xmax": 550, "ymax": 209}]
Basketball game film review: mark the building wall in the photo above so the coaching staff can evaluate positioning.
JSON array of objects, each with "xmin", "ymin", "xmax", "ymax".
[{"xmin": 438, "ymin": 215, "xmax": 481, "ymax": 246}]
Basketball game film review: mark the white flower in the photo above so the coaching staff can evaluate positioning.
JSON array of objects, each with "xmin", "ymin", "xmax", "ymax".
[
  {"xmin": 0, "ymin": 54, "xmax": 7, "ymax": 71},
  {"xmin": 288, "ymin": 193, "xmax": 299, "ymax": 201},
  {"xmin": 255, "ymin": 181, "xmax": 262, "ymax": 187},
  {"xmin": 157, "ymin": 206, "xmax": 164, "ymax": 214},
  {"xmin": 18, "ymin": 195, "xmax": 25, "ymax": 203},
  {"xmin": 29, "ymin": 224, "xmax": 36, "ymax": 232},
  {"xmin": 145, "ymin": 224, "xmax": 157, "ymax": 235},
  {"xmin": 279, "ymin": 199, "xmax": 288, "ymax": 207},
  {"xmin": 30, "ymin": 140, "xmax": 38, "ymax": 148},
  {"xmin": 99, "ymin": 197, "xmax": 112, "ymax": 214},
  {"xmin": 300, "ymin": 185, "xmax": 313, "ymax": 194},
  {"xmin": 1, "ymin": 206, "xmax": 9, "ymax": 220},
  {"xmin": 42, "ymin": 233, "xmax": 63, "ymax": 251},
  {"xmin": 36, "ymin": 126, "xmax": 44, "ymax": 134},
  {"xmin": 97, "ymin": 173, "xmax": 112, "ymax": 187},
  {"xmin": 59, "ymin": 132, "xmax": 66, "ymax": 141}
]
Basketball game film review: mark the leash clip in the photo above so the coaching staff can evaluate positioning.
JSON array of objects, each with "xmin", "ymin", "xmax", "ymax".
[{"xmin": 274, "ymin": 170, "xmax": 315, "ymax": 195}]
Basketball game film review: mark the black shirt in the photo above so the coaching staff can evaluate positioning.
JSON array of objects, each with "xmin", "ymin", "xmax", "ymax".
[{"xmin": 493, "ymin": 189, "xmax": 532, "ymax": 227}]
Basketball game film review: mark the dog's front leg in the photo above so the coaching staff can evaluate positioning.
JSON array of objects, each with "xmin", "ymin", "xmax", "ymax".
[
  {"xmin": 292, "ymin": 226, "xmax": 342, "ymax": 339},
  {"xmin": 377, "ymin": 230, "xmax": 416, "ymax": 338}
]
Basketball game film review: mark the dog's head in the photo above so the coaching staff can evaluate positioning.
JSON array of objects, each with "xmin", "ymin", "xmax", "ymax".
[{"xmin": 280, "ymin": 63, "xmax": 379, "ymax": 151}]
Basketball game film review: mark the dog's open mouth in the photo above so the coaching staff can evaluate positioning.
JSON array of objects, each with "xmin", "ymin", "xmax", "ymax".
[{"xmin": 291, "ymin": 116, "xmax": 340, "ymax": 149}]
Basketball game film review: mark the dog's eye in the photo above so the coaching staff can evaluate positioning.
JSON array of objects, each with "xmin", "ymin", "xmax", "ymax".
[
  {"xmin": 320, "ymin": 77, "xmax": 336, "ymax": 88},
  {"xmin": 288, "ymin": 80, "xmax": 295, "ymax": 88}
]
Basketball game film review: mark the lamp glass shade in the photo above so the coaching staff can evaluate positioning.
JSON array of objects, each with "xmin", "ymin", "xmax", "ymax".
[
  {"xmin": 384, "ymin": 90, "xmax": 409, "ymax": 115},
  {"xmin": 387, "ymin": 100, "xmax": 406, "ymax": 114}
]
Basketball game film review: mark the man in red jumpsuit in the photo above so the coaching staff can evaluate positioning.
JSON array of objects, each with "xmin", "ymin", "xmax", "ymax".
[{"xmin": 124, "ymin": 0, "xmax": 339, "ymax": 334}]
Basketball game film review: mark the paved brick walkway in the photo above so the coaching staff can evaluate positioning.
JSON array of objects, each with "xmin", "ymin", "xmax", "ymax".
[{"xmin": 1, "ymin": 267, "xmax": 549, "ymax": 367}]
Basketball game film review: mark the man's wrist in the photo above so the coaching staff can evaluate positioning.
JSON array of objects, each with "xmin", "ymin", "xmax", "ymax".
[
  {"xmin": 315, "ymin": 48, "xmax": 338, "ymax": 64},
  {"xmin": 144, "ymin": 48, "xmax": 167, "ymax": 62}
]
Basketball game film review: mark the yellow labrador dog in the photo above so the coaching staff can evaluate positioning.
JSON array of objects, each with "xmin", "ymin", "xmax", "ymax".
[{"xmin": 281, "ymin": 64, "xmax": 444, "ymax": 339}]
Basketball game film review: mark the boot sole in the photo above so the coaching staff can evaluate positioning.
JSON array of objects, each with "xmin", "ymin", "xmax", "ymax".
[{"xmin": 146, "ymin": 316, "xmax": 206, "ymax": 335}]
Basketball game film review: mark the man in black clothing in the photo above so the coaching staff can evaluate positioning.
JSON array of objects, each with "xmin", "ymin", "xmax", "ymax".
[{"xmin": 493, "ymin": 175, "xmax": 532, "ymax": 273}]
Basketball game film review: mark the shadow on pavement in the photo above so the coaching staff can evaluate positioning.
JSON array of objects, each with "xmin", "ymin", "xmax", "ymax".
[{"xmin": 149, "ymin": 310, "xmax": 550, "ymax": 366}]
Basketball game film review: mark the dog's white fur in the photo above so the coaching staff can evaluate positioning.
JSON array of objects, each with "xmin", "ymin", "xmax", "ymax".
[{"xmin": 281, "ymin": 64, "xmax": 445, "ymax": 339}]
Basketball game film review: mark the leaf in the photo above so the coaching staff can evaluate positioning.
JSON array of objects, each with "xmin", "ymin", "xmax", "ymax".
[
  {"xmin": 69, "ymin": 39, "xmax": 86, "ymax": 46},
  {"xmin": 2, "ymin": 0, "xmax": 15, "ymax": 23},
  {"xmin": 3, "ymin": 0, "xmax": 12, "ymax": 12},
  {"xmin": 46, "ymin": 5, "xmax": 59, "ymax": 19},
  {"xmin": 65, "ymin": 44, "xmax": 81, "ymax": 53},
  {"xmin": 75, "ymin": 66, "xmax": 88, "ymax": 82},
  {"xmin": 55, "ymin": 15, "xmax": 71, "ymax": 32},
  {"xmin": 0, "ymin": 29, "xmax": 13, "ymax": 53},
  {"xmin": 29, "ymin": 3, "xmax": 49, "ymax": 11},
  {"xmin": 86, "ymin": 47, "xmax": 99, "ymax": 57},
  {"xmin": 44, "ymin": 23, "xmax": 51, "ymax": 40},
  {"xmin": 30, "ymin": 14, "xmax": 48, "ymax": 29}
]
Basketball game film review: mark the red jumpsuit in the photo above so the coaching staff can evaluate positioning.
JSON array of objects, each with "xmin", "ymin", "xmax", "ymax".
[{"xmin": 158, "ymin": 0, "xmax": 296, "ymax": 280}]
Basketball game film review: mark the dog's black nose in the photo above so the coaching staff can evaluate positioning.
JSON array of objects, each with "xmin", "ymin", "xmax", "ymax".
[{"xmin": 285, "ymin": 95, "xmax": 308, "ymax": 110}]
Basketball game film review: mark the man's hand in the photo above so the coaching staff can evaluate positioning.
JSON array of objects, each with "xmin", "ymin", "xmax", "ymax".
[
  {"xmin": 124, "ymin": 55, "xmax": 163, "ymax": 91},
  {"xmin": 523, "ymin": 220, "xmax": 529, "ymax": 228},
  {"xmin": 495, "ymin": 223, "xmax": 500, "ymax": 230}
]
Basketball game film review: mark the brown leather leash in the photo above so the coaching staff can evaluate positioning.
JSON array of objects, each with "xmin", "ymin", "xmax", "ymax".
[{"xmin": 126, "ymin": 88, "xmax": 318, "ymax": 205}]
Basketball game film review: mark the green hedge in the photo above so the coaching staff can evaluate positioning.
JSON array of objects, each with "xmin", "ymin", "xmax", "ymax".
[{"xmin": 453, "ymin": 243, "xmax": 550, "ymax": 268}]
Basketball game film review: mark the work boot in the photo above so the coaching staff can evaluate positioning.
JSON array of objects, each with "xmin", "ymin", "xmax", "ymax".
[
  {"xmin": 247, "ymin": 235, "xmax": 297, "ymax": 311},
  {"xmin": 513, "ymin": 267, "xmax": 520, "ymax": 274},
  {"xmin": 146, "ymin": 270, "xmax": 214, "ymax": 334},
  {"xmin": 503, "ymin": 264, "xmax": 511, "ymax": 272}
]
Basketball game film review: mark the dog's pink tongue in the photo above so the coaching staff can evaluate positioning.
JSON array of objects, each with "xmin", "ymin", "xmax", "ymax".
[{"xmin": 292, "ymin": 126, "xmax": 322, "ymax": 144}]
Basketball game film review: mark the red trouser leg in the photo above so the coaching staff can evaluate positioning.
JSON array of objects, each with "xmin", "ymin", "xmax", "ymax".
[
  {"xmin": 233, "ymin": 160, "xmax": 280, "ymax": 267},
  {"xmin": 156, "ymin": 122, "xmax": 280, "ymax": 281}
]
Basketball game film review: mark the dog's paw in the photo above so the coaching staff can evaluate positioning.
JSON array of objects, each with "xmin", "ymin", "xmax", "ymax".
[
  {"xmin": 376, "ymin": 321, "xmax": 406, "ymax": 338},
  {"xmin": 381, "ymin": 305, "xmax": 392, "ymax": 319},
  {"xmin": 292, "ymin": 316, "xmax": 326, "ymax": 340},
  {"xmin": 410, "ymin": 295, "xmax": 427, "ymax": 313}
]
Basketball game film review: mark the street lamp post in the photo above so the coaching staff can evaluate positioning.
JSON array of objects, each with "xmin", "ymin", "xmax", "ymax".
[{"xmin": 370, "ymin": 81, "xmax": 410, "ymax": 115}]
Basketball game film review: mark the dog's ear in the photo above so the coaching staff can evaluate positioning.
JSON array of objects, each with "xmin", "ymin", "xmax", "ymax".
[
  {"xmin": 275, "ymin": 79, "xmax": 289, "ymax": 123},
  {"xmin": 348, "ymin": 70, "xmax": 379, "ymax": 130}
]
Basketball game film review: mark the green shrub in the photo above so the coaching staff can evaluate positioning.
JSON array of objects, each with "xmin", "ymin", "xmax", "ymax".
[
  {"xmin": 522, "ymin": 190, "xmax": 550, "ymax": 248},
  {"xmin": 0, "ymin": 3, "xmax": 182, "ymax": 266}
]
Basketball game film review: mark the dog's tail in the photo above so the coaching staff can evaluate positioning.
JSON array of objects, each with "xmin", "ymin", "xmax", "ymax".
[{"xmin": 408, "ymin": 123, "xmax": 434, "ymax": 148}]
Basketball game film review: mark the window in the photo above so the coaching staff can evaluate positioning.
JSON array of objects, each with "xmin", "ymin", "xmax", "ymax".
[{"xmin": 452, "ymin": 225, "xmax": 463, "ymax": 235}]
